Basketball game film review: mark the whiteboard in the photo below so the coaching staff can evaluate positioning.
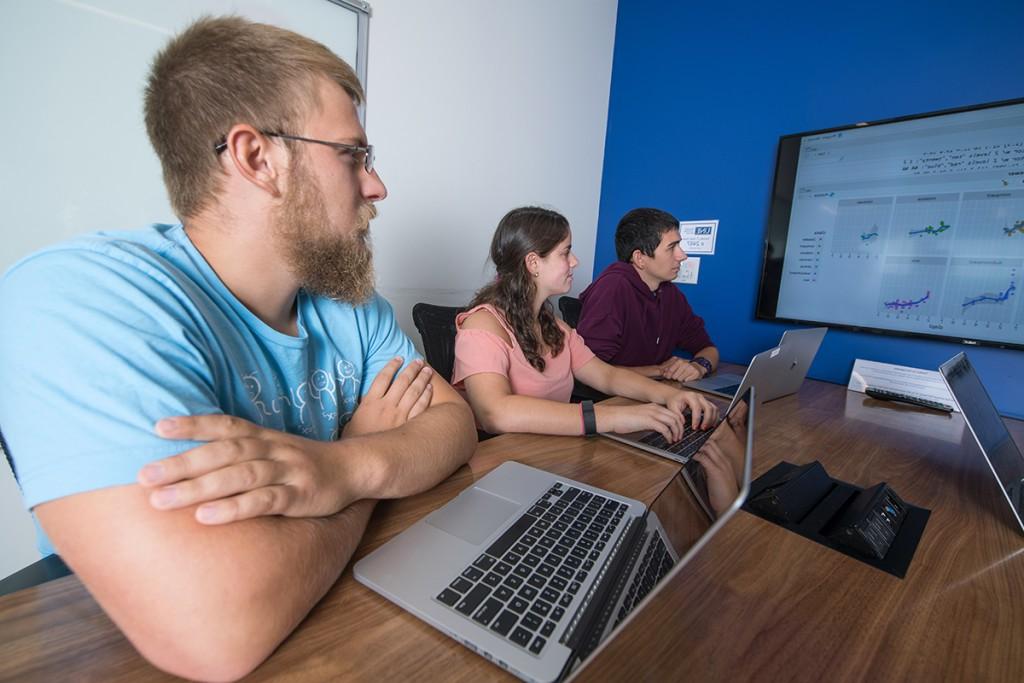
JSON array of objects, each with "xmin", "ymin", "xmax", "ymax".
[{"xmin": 0, "ymin": 0, "xmax": 369, "ymax": 272}]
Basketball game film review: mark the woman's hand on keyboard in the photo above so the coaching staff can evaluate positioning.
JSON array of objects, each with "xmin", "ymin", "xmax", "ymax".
[
  {"xmin": 596, "ymin": 403, "xmax": 685, "ymax": 443},
  {"xmin": 665, "ymin": 390, "xmax": 719, "ymax": 430}
]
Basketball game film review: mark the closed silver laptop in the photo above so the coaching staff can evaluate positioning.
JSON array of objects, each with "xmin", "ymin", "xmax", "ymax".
[{"xmin": 354, "ymin": 389, "xmax": 755, "ymax": 683}]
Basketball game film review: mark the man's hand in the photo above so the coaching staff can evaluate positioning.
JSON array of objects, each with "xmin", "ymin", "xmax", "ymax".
[
  {"xmin": 659, "ymin": 356, "xmax": 703, "ymax": 382},
  {"xmin": 137, "ymin": 357, "xmax": 438, "ymax": 524},
  {"xmin": 344, "ymin": 357, "xmax": 433, "ymax": 437},
  {"xmin": 665, "ymin": 390, "xmax": 719, "ymax": 430},
  {"xmin": 139, "ymin": 415, "xmax": 352, "ymax": 524}
]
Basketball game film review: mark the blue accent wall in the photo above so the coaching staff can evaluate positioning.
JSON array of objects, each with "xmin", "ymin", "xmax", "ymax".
[{"xmin": 596, "ymin": 0, "xmax": 1024, "ymax": 418}]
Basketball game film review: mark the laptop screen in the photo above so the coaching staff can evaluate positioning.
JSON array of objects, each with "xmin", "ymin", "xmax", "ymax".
[
  {"xmin": 652, "ymin": 386, "xmax": 752, "ymax": 572},
  {"xmin": 940, "ymin": 353, "xmax": 1024, "ymax": 533},
  {"xmin": 578, "ymin": 388, "xmax": 754, "ymax": 668}
]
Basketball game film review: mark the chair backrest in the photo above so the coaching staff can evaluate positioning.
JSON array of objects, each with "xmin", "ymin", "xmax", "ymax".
[
  {"xmin": 555, "ymin": 296, "xmax": 609, "ymax": 402},
  {"xmin": 558, "ymin": 296, "xmax": 582, "ymax": 328},
  {"xmin": 412, "ymin": 303, "xmax": 467, "ymax": 383}
]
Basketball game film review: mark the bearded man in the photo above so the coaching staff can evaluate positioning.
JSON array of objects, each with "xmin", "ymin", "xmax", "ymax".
[{"xmin": 0, "ymin": 16, "xmax": 476, "ymax": 681}]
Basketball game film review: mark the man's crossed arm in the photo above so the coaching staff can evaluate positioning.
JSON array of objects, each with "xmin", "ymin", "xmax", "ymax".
[{"xmin": 35, "ymin": 358, "xmax": 477, "ymax": 682}]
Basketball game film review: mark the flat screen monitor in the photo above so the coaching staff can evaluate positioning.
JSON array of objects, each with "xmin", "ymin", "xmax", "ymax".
[{"xmin": 756, "ymin": 98, "xmax": 1024, "ymax": 350}]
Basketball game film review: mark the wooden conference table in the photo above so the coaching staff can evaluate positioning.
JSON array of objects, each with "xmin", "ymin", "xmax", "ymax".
[{"xmin": 1, "ymin": 370, "xmax": 1023, "ymax": 681}]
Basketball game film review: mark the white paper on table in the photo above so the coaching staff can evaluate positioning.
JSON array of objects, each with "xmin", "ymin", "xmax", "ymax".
[
  {"xmin": 678, "ymin": 220, "xmax": 718, "ymax": 255},
  {"xmin": 847, "ymin": 358, "xmax": 959, "ymax": 412},
  {"xmin": 673, "ymin": 257, "xmax": 700, "ymax": 284}
]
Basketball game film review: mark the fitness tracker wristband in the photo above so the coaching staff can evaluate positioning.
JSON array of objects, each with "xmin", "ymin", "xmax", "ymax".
[{"xmin": 581, "ymin": 400, "xmax": 597, "ymax": 436}]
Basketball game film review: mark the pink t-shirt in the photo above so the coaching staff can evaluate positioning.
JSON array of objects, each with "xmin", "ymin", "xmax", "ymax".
[{"xmin": 452, "ymin": 303, "xmax": 596, "ymax": 403}]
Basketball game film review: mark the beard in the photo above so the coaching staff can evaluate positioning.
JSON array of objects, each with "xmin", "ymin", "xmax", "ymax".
[{"xmin": 273, "ymin": 159, "xmax": 377, "ymax": 304}]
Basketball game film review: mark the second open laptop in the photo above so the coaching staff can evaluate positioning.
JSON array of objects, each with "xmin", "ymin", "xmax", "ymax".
[
  {"xmin": 683, "ymin": 326, "xmax": 827, "ymax": 402},
  {"xmin": 354, "ymin": 388, "xmax": 754, "ymax": 683},
  {"xmin": 604, "ymin": 327, "xmax": 821, "ymax": 465},
  {"xmin": 939, "ymin": 352, "xmax": 1024, "ymax": 535}
]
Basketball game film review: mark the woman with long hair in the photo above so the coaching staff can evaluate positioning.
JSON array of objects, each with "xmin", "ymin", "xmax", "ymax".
[{"xmin": 452, "ymin": 206, "xmax": 719, "ymax": 441}]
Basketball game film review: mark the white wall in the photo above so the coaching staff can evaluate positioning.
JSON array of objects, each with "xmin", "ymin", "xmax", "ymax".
[
  {"xmin": 364, "ymin": 0, "xmax": 618, "ymax": 339},
  {"xmin": 0, "ymin": 0, "xmax": 618, "ymax": 579}
]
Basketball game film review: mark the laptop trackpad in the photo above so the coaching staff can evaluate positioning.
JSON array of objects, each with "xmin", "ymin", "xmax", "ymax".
[{"xmin": 425, "ymin": 486, "xmax": 521, "ymax": 545}]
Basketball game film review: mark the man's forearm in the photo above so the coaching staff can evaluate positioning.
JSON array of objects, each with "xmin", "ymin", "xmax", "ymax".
[
  {"xmin": 620, "ymin": 364, "xmax": 663, "ymax": 379},
  {"xmin": 38, "ymin": 490, "xmax": 377, "ymax": 682},
  {"xmin": 183, "ymin": 500, "xmax": 378, "ymax": 677},
  {"xmin": 342, "ymin": 400, "xmax": 476, "ymax": 501},
  {"xmin": 129, "ymin": 500, "xmax": 377, "ymax": 680}
]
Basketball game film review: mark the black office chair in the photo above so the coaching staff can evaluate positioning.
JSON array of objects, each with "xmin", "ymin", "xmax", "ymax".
[
  {"xmin": 554, "ymin": 297, "xmax": 609, "ymax": 403},
  {"xmin": 411, "ymin": 303, "xmax": 498, "ymax": 441},
  {"xmin": 0, "ymin": 427, "xmax": 72, "ymax": 596},
  {"xmin": 558, "ymin": 295, "xmax": 582, "ymax": 328},
  {"xmin": 412, "ymin": 303, "xmax": 466, "ymax": 384},
  {"xmin": 569, "ymin": 381, "xmax": 610, "ymax": 404},
  {"xmin": 0, "ymin": 428, "xmax": 15, "ymax": 483}
]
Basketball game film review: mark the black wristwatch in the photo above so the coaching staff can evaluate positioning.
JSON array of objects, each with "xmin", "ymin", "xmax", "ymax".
[{"xmin": 691, "ymin": 356, "xmax": 713, "ymax": 377}]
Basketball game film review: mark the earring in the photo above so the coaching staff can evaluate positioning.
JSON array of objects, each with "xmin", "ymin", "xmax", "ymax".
[{"xmin": 532, "ymin": 271, "xmax": 539, "ymax": 277}]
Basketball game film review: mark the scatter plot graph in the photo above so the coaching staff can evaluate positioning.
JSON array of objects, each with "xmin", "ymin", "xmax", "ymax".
[
  {"xmin": 908, "ymin": 220, "xmax": 951, "ymax": 237},
  {"xmin": 962, "ymin": 282, "xmax": 1016, "ymax": 310},
  {"xmin": 877, "ymin": 256, "xmax": 946, "ymax": 319},
  {"xmin": 941, "ymin": 259, "xmax": 1020, "ymax": 326},
  {"xmin": 955, "ymin": 190, "xmax": 1024, "ymax": 257},
  {"xmin": 884, "ymin": 290, "xmax": 931, "ymax": 311},
  {"xmin": 1002, "ymin": 219, "xmax": 1024, "ymax": 237},
  {"xmin": 887, "ymin": 193, "xmax": 959, "ymax": 256},
  {"xmin": 831, "ymin": 197, "xmax": 892, "ymax": 256}
]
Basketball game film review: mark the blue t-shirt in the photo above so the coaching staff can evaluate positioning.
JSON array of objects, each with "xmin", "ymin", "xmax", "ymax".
[{"xmin": 0, "ymin": 224, "xmax": 419, "ymax": 555}]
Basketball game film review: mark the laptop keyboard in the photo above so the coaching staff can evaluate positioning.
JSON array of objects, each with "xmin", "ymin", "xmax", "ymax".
[
  {"xmin": 435, "ymin": 482, "xmax": 628, "ymax": 658},
  {"xmin": 639, "ymin": 423, "xmax": 712, "ymax": 460},
  {"xmin": 715, "ymin": 383, "xmax": 740, "ymax": 396},
  {"xmin": 613, "ymin": 534, "xmax": 673, "ymax": 628}
]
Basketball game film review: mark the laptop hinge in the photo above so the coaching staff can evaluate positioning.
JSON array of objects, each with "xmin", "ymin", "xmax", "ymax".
[{"xmin": 560, "ymin": 512, "xmax": 648, "ymax": 660}]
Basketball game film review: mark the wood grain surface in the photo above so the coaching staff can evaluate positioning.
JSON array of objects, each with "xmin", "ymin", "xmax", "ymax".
[
  {"xmin": 1, "ymin": 371, "xmax": 1021, "ymax": 682},
  {"xmin": 576, "ymin": 379, "xmax": 1024, "ymax": 682}
]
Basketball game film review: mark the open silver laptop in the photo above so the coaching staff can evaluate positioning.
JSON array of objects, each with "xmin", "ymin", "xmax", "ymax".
[
  {"xmin": 939, "ymin": 352, "xmax": 1024, "ymax": 535},
  {"xmin": 683, "ymin": 327, "xmax": 827, "ymax": 402},
  {"xmin": 601, "ymin": 394, "xmax": 749, "ymax": 465},
  {"xmin": 354, "ymin": 389, "xmax": 754, "ymax": 683}
]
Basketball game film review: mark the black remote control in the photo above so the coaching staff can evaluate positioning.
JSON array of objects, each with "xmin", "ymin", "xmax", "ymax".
[{"xmin": 864, "ymin": 387, "xmax": 954, "ymax": 413}]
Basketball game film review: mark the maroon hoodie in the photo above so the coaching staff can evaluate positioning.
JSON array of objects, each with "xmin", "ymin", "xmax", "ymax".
[{"xmin": 576, "ymin": 261, "xmax": 713, "ymax": 366}]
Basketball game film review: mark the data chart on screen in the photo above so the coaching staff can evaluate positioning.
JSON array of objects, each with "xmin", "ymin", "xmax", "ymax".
[{"xmin": 773, "ymin": 100, "xmax": 1024, "ymax": 346}]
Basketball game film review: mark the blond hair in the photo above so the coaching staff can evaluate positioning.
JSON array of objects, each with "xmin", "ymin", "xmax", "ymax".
[{"xmin": 145, "ymin": 15, "xmax": 363, "ymax": 218}]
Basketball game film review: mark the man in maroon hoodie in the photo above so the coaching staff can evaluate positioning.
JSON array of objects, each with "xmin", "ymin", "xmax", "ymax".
[{"xmin": 577, "ymin": 208, "xmax": 719, "ymax": 382}]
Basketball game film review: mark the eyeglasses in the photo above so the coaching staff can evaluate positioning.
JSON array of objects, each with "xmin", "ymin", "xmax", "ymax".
[{"xmin": 214, "ymin": 131, "xmax": 375, "ymax": 174}]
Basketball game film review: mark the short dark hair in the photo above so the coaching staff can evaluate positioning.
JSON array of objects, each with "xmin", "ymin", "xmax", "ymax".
[{"xmin": 614, "ymin": 208, "xmax": 680, "ymax": 262}]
